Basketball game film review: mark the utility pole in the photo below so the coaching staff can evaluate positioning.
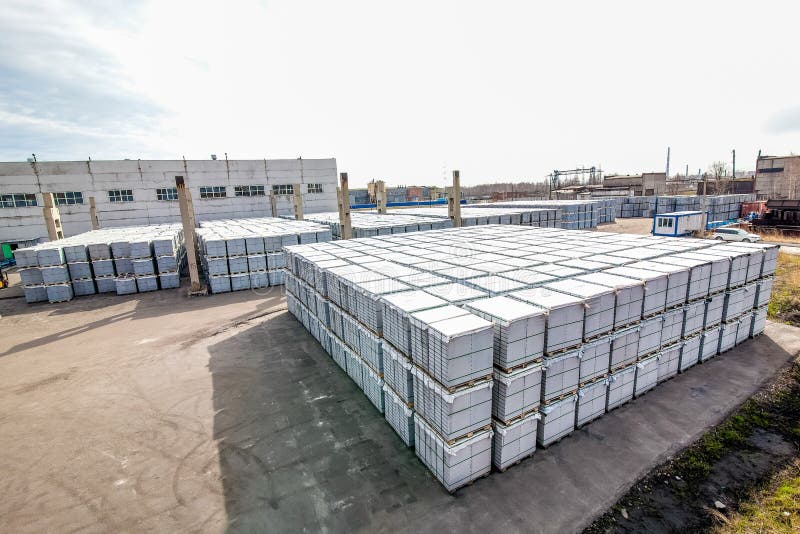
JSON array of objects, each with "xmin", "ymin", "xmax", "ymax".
[
  {"xmin": 42, "ymin": 192, "xmax": 64, "ymax": 241},
  {"xmin": 732, "ymin": 149, "xmax": 736, "ymax": 179},
  {"xmin": 448, "ymin": 170, "xmax": 462, "ymax": 227},
  {"xmin": 89, "ymin": 196, "xmax": 100, "ymax": 230},
  {"xmin": 701, "ymin": 172, "xmax": 708, "ymax": 234},
  {"xmin": 665, "ymin": 146, "xmax": 671, "ymax": 178},
  {"xmin": 175, "ymin": 175, "xmax": 205, "ymax": 295},
  {"xmin": 338, "ymin": 173, "xmax": 352, "ymax": 239}
]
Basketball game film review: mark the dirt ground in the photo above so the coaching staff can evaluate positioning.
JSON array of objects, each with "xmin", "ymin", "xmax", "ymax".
[{"xmin": 596, "ymin": 217, "xmax": 653, "ymax": 235}]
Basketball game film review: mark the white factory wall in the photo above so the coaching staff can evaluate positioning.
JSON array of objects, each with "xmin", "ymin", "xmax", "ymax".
[{"xmin": 0, "ymin": 158, "xmax": 338, "ymax": 242}]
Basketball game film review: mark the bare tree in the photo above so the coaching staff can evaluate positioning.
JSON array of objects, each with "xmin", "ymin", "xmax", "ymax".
[{"xmin": 708, "ymin": 161, "xmax": 731, "ymax": 194}]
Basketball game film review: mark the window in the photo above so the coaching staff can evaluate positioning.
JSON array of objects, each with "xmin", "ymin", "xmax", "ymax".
[
  {"xmin": 108, "ymin": 189, "xmax": 134, "ymax": 202},
  {"xmin": 272, "ymin": 184, "xmax": 294, "ymax": 195},
  {"xmin": 156, "ymin": 187, "xmax": 178, "ymax": 201},
  {"xmin": 234, "ymin": 185, "xmax": 266, "ymax": 197},
  {"xmin": 307, "ymin": 183, "xmax": 323, "ymax": 194},
  {"xmin": 0, "ymin": 193, "xmax": 37, "ymax": 208},
  {"xmin": 54, "ymin": 191, "xmax": 83, "ymax": 205},
  {"xmin": 200, "ymin": 186, "xmax": 227, "ymax": 199}
]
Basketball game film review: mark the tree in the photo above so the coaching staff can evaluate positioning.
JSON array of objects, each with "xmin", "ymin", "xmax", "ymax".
[{"xmin": 708, "ymin": 161, "xmax": 731, "ymax": 194}]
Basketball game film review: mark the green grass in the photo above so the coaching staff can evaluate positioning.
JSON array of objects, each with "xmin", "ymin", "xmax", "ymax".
[
  {"xmin": 768, "ymin": 253, "xmax": 800, "ymax": 327},
  {"xmin": 716, "ymin": 459, "xmax": 800, "ymax": 533},
  {"xmin": 679, "ymin": 402, "xmax": 771, "ymax": 481}
]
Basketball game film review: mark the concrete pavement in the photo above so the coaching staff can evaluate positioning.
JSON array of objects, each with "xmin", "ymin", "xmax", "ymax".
[{"xmin": 1, "ymin": 289, "xmax": 798, "ymax": 533}]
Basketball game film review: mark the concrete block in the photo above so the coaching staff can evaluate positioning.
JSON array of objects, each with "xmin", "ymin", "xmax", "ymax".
[{"xmin": 492, "ymin": 413, "xmax": 539, "ymax": 471}]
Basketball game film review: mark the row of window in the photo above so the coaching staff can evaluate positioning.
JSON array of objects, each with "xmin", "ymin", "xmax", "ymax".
[
  {"xmin": 0, "ymin": 193, "xmax": 38, "ymax": 208},
  {"xmin": 0, "ymin": 184, "xmax": 325, "ymax": 207}
]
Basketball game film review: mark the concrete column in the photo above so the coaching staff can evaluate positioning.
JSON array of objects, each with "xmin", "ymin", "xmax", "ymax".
[
  {"xmin": 376, "ymin": 180, "xmax": 387, "ymax": 214},
  {"xmin": 175, "ymin": 175, "xmax": 204, "ymax": 294},
  {"xmin": 269, "ymin": 190, "xmax": 278, "ymax": 217},
  {"xmin": 89, "ymin": 196, "xmax": 100, "ymax": 230},
  {"xmin": 338, "ymin": 173, "xmax": 352, "ymax": 239},
  {"xmin": 293, "ymin": 186, "xmax": 304, "ymax": 220},
  {"xmin": 448, "ymin": 170, "xmax": 462, "ymax": 228},
  {"xmin": 42, "ymin": 192, "xmax": 64, "ymax": 241}
]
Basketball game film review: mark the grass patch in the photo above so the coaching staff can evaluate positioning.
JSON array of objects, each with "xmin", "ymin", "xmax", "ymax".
[
  {"xmin": 767, "ymin": 252, "xmax": 800, "ymax": 327},
  {"xmin": 679, "ymin": 402, "xmax": 771, "ymax": 482},
  {"xmin": 750, "ymin": 227, "xmax": 800, "ymax": 244},
  {"xmin": 715, "ymin": 459, "xmax": 800, "ymax": 533}
]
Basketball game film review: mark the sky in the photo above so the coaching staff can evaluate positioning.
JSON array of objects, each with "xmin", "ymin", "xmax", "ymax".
[{"xmin": 1, "ymin": 0, "xmax": 798, "ymax": 188}]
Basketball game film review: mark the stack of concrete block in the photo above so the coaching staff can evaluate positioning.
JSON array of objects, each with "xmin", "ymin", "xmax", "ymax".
[
  {"xmin": 15, "ymin": 224, "xmax": 185, "ymax": 303},
  {"xmin": 283, "ymin": 224, "xmax": 777, "ymax": 491},
  {"xmin": 381, "ymin": 207, "xmax": 561, "ymax": 229},
  {"xmin": 612, "ymin": 194, "xmax": 756, "ymax": 221},
  {"xmin": 196, "ymin": 217, "xmax": 332, "ymax": 293},
  {"xmin": 468, "ymin": 200, "xmax": 606, "ymax": 229},
  {"xmin": 304, "ymin": 212, "xmax": 453, "ymax": 239}
]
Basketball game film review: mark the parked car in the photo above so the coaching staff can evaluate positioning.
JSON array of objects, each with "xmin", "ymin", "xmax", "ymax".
[{"xmin": 711, "ymin": 227, "xmax": 762, "ymax": 242}]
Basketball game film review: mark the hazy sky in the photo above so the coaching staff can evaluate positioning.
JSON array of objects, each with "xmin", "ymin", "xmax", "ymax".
[{"xmin": 1, "ymin": 0, "xmax": 798, "ymax": 188}]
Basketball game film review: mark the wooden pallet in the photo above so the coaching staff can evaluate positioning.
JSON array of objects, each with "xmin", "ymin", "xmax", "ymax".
[
  {"xmin": 583, "ymin": 331, "xmax": 612, "ymax": 344},
  {"xmin": 495, "ymin": 451, "xmax": 536, "ymax": 473},
  {"xmin": 495, "ymin": 358, "xmax": 543, "ymax": 375},
  {"xmin": 493, "ymin": 407, "xmax": 539, "ymax": 427},
  {"xmin": 579, "ymin": 373, "xmax": 609, "ymax": 388},
  {"xmin": 444, "ymin": 424, "xmax": 492, "ymax": 446},
  {"xmin": 451, "ymin": 471, "xmax": 491, "ymax": 493},
  {"xmin": 544, "ymin": 343, "xmax": 582, "ymax": 358},
  {"xmin": 610, "ymin": 361, "xmax": 636, "ymax": 374},
  {"xmin": 541, "ymin": 389, "xmax": 578, "ymax": 405},
  {"xmin": 537, "ymin": 430, "xmax": 574, "ymax": 449}
]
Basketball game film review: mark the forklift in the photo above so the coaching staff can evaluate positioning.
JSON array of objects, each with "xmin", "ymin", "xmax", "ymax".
[{"xmin": 0, "ymin": 242, "xmax": 16, "ymax": 289}]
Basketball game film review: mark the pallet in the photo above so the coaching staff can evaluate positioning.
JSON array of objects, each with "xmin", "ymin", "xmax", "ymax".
[
  {"xmin": 541, "ymin": 389, "xmax": 577, "ymax": 405},
  {"xmin": 443, "ymin": 424, "xmax": 492, "ymax": 446},
  {"xmin": 495, "ymin": 452, "xmax": 536, "ymax": 473},
  {"xmin": 579, "ymin": 373, "xmax": 608, "ymax": 388},
  {"xmin": 610, "ymin": 361, "xmax": 636, "ymax": 374},
  {"xmin": 606, "ymin": 399, "xmax": 632, "ymax": 413},
  {"xmin": 636, "ymin": 350, "xmax": 659, "ymax": 361},
  {"xmin": 538, "ymin": 430, "xmax": 574, "ymax": 449},
  {"xmin": 495, "ymin": 358, "xmax": 543, "ymax": 375},
  {"xmin": 583, "ymin": 331, "xmax": 612, "ymax": 344},
  {"xmin": 450, "ymin": 470, "xmax": 491, "ymax": 493},
  {"xmin": 544, "ymin": 343, "xmax": 582, "ymax": 357},
  {"xmin": 642, "ymin": 310, "xmax": 664, "ymax": 320},
  {"xmin": 493, "ymin": 407, "xmax": 539, "ymax": 427}
]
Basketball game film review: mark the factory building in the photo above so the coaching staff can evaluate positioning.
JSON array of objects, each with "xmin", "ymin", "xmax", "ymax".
[
  {"xmin": 602, "ymin": 172, "xmax": 667, "ymax": 196},
  {"xmin": 0, "ymin": 158, "xmax": 338, "ymax": 244},
  {"xmin": 754, "ymin": 154, "xmax": 800, "ymax": 199}
]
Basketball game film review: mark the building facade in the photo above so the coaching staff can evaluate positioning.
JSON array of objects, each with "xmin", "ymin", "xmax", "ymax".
[
  {"xmin": 602, "ymin": 172, "xmax": 667, "ymax": 196},
  {"xmin": 0, "ymin": 158, "xmax": 338, "ymax": 244},
  {"xmin": 755, "ymin": 154, "xmax": 800, "ymax": 199}
]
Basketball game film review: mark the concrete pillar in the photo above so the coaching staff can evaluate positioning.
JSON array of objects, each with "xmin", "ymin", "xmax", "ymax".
[
  {"xmin": 448, "ymin": 170, "xmax": 462, "ymax": 228},
  {"xmin": 376, "ymin": 180, "xmax": 387, "ymax": 214},
  {"xmin": 338, "ymin": 173, "xmax": 352, "ymax": 239},
  {"xmin": 269, "ymin": 190, "xmax": 278, "ymax": 217},
  {"xmin": 42, "ymin": 192, "xmax": 64, "ymax": 241},
  {"xmin": 89, "ymin": 196, "xmax": 100, "ymax": 230},
  {"xmin": 293, "ymin": 186, "xmax": 304, "ymax": 220},
  {"xmin": 175, "ymin": 175, "xmax": 204, "ymax": 294}
]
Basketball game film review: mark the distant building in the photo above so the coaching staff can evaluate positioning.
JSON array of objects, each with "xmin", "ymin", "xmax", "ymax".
[
  {"xmin": 0, "ymin": 158, "xmax": 338, "ymax": 244},
  {"xmin": 755, "ymin": 154, "xmax": 800, "ymax": 199},
  {"xmin": 602, "ymin": 172, "xmax": 667, "ymax": 196},
  {"xmin": 696, "ymin": 178, "xmax": 755, "ymax": 195}
]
